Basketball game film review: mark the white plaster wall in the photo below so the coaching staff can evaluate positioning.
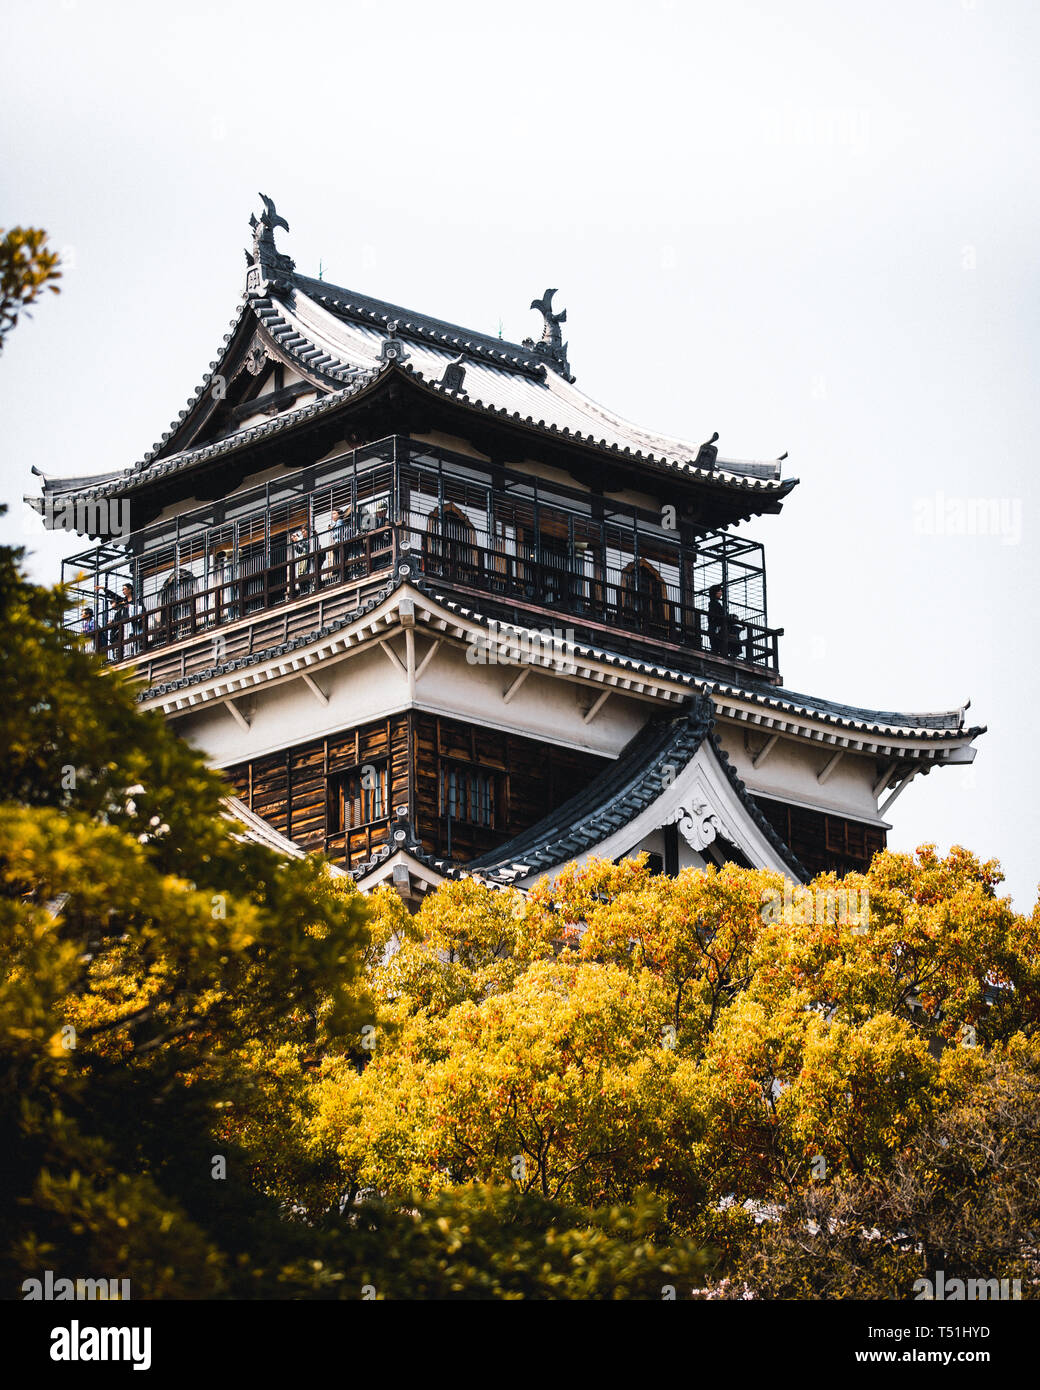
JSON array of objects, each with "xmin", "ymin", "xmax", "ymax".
[
  {"xmin": 174, "ymin": 641, "xmax": 407, "ymax": 765},
  {"xmin": 412, "ymin": 640, "xmax": 648, "ymax": 756},
  {"xmin": 714, "ymin": 720, "xmax": 887, "ymax": 825},
  {"xmin": 170, "ymin": 634, "xmax": 653, "ymax": 768}
]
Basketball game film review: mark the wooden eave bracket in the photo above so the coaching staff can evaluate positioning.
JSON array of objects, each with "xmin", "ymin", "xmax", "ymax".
[
  {"xmin": 379, "ymin": 638, "xmax": 407, "ymax": 674},
  {"xmin": 503, "ymin": 667, "xmax": 531, "ymax": 704},
  {"xmin": 301, "ymin": 672, "xmax": 329, "ymax": 705},
  {"xmin": 752, "ymin": 732, "xmax": 780, "ymax": 769},
  {"xmin": 221, "ymin": 697, "xmax": 251, "ymax": 730},
  {"xmin": 583, "ymin": 689, "xmax": 611, "ymax": 725},
  {"xmin": 872, "ymin": 760, "xmax": 899, "ymax": 798},
  {"xmin": 817, "ymin": 749, "xmax": 845, "ymax": 785},
  {"xmin": 415, "ymin": 637, "xmax": 441, "ymax": 681}
]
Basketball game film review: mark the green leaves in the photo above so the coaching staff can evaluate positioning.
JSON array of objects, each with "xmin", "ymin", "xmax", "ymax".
[
  {"xmin": 0, "ymin": 226, "xmax": 61, "ymax": 353},
  {"xmin": 3, "ymin": 525, "xmax": 1038, "ymax": 1297}
]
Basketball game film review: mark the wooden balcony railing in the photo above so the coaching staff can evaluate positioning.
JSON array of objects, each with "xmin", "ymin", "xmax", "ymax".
[{"xmin": 60, "ymin": 438, "xmax": 782, "ymax": 683}]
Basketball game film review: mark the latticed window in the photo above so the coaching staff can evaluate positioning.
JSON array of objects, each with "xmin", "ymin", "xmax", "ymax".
[
  {"xmin": 440, "ymin": 762, "xmax": 495, "ymax": 828},
  {"xmin": 331, "ymin": 762, "xmax": 388, "ymax": 830}
]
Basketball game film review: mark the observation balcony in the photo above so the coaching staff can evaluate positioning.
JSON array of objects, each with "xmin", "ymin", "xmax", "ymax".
[{"xmin": 60, "ymin": 436, "xmax": 783, "ymax": 688}]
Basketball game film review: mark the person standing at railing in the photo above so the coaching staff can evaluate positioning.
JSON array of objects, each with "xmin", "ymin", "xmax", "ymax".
[
  {"xmin": 323, "ymin": 507, "xmax": 349, "ymax": 586},
  {"xmin": 80, "ymin": 604, "xmax": 99, "ymax": 652},
  {"xmin": 108, "ymin": 583, "xmax": 141, "ymax": 660},
  {"xmin": 341, "ymin": 507, "xmax": 366, "ymax": 582},
  {"xmin": 290, "ymin": 523, "xmax": 320, "ymax": 597},
  {"xmin": 213, "ymin": 550, "xmax": 239, "ymax": 624},
  {"xmin": 126, "ymin": 583, "xmax": 145, "ymax": 655},
  {"xmin": 97, "ymin": 585, "xmax": 124, "ymax": 657},
  {"xmin": 707, "ymin": 583, "xmax": 746, "ymax": 660}
]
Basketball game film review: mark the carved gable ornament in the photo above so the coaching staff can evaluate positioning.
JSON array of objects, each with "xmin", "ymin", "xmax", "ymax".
[
  {"xmin": 666, "ymin": 799, "xmax": 723, "ymax": 852},
  {"xmin": 244, "ymin": 343, "xmax": 270, "ymax": 376}
]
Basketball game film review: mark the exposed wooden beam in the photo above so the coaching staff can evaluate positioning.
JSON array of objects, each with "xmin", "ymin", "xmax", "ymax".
[
  {"xmin": 817, "ymin": 749, "xmax": 845, "ymax": 785},
  {"xmin": 301, "ymin": 673, "xmax": 328, "ymax": 706},
  {"xmin": 222, "ymin": 697, "xmax": 250, "ymax": 730},
  {"xmin": 503, "ymin": 667, "xmax": 531, "ymax": 704},
  {"xmin": 228, "ymin": 380, "xmax": 313, "ymax": 426},
  {"xmin": 879, "ymin": 771, "xmax": 916, "ymax": 817},
  {"xmin": 379, "ymin": 639, "xmax": 406, "ymax": 674},
  {"xmin": 415, "ymin": 638, "xmax": 441, "ymax": 681},
  {"xmin": 752, "ymin": 732, "xmax": 780, "ymax": 769},
  {"xmin": 405, "ymin": 628, "xmax": 416, "ymax": 701},
  {"xmin": 583, "ymin": 689, "xmax": 611, "ymax": 725},
  {"xmin": 872, "ymin": 760, "xmax": 899, "ymax": 798}
]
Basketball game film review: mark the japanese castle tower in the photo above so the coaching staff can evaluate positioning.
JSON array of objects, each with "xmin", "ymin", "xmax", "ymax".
[{"xmin": 31, "ymin": 197, "xmax": 984, "ymax": 905}]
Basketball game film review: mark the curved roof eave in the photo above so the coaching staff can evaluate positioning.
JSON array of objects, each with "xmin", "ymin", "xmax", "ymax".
[
  {"xmin": 464, "ymin": 697, "xmax": 808, "ymax": 883},
  {"xmin": 32, "ymin": 361, "xmax": 796, "ymax": 515},
  {"xmin": 135, "ymin": 572, "xmax": 982, "ymax": 753}
]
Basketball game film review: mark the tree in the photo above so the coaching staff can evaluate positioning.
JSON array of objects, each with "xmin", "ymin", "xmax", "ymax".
[
  {"xmin": 711, "ymin": 1037, "xmax": 1040, "ymax": 1299},
  {"xmin": 0, "ymin": 227, "xmax": 61, "ymax": 353},
  {"xmin": 319, "ymin": 953, "xmax": 704, "ymax": 1210},
  {"xmin": 0, "ymin": 549, "xmax": 715, "ymax": 1297},
  {"xmin": 0, "ymin": 539, "xmax": 373, "ymax": 1296},
  {"xmin": 312, "ymin": 845, "xmax": 1040, "ymax": 1296}
]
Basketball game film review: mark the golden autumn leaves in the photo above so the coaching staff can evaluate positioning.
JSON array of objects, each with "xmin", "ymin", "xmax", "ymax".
[{"xmin": 308, "ymin": 845, "xmax": 1038, "ymax": 1229}]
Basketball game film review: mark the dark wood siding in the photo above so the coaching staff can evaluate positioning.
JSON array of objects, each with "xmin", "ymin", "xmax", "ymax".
[
  {"xmin": 754, "ymin": 797, "xmax": 886, "ymax": 878},
  {"xmin": 411, "ymin": 712, "xmax": 609, "ymax": 863},
  {"xmin": 224, "ymin": 713, "xmax": 410, "ymax": 871},
  {"xmin": 224, "ymin": 711, "xmax": 609, "ymax": 870}
]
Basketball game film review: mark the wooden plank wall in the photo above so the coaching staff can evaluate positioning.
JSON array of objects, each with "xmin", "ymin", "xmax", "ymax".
[
  {"xmin": 223, "ymin": 712, "xmax": 410, "ymax": 870},
  {"xmin": 754, "ymin": 797, "xmax": 886, "ymax": 878},
  {"xmin": 412, "ymin": 711, "xmax": 609, "ymax": 862},
  {"xmin": 224, "ymin": 710, "xmax": 609, "ymax": 870}
]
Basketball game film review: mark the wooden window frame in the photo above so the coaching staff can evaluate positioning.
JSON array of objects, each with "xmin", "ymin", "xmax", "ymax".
[
  {"xmin": 439, "ymin": 759, "xmax": 496, "ymax": 829},
  {"xmin": 329, "ymin": 761, "xmax": 389, "ymax": 833}
]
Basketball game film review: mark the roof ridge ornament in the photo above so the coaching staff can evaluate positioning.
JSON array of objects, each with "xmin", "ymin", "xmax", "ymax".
[
  {"xmin": 694, "ymin": 432, "xmax": 719, "ymax": 471},
  {"xmin": 440, "ymin": 353, "xmax": 467, "ymax": 393},
  {"xmin": 523, "ymin": 287, "xmax": 573, "ymax": 380},
  {"xmin": 245, "ymin": 193, "xmax": 295, "ymax": 293},
  {"xmin": 378, "ymin": 320, "xmax": 410, "ymax": 365}
]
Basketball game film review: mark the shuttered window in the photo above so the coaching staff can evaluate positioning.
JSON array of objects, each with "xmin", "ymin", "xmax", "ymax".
[
  {"xmin": 330, "ymin": 762, "xmax": 388, "ymax": 831},
  {"xmin": 440, "ymin": 761, "xmax": 496, "ymax": 828}
]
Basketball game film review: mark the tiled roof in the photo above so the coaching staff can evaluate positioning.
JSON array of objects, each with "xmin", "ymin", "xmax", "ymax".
[
  {"xmin": 29, "ymin": 249, "xmax": 797, "ymax": 510},
  {"xmin": 222, "ymin": 796, "xmax": 353, "ymax": 877},
  {"xmin": 28, "ymin": 354, "xmax": 794, "ymax": 513},
  {"xmin": 465, "ymin": 697, "xmax": 807, "ymax": 882},
  {"xmin": 711, "ymin": 679, "xmax": 986, "ymax": 740},
  {"xmin": 134, "ymin": 573, "xmax": 982, "ymax": 751},
  {"xmin": 27, "ymin": 368, "xmax": 384, "ymax": 507},
  {"xmin": 280, "ymin": 277, "xmax": 791, "ymax": 484},
  {"xmin": 139, "ymin": 300, "xmax": 253, "ymax": 468},
  {"xmin": 293, "ymin": 272, "xmax": 554, "ymax": 377}
]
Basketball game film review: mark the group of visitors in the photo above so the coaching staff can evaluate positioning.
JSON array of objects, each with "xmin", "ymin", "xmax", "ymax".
[
  {"xmin": 80, "ymin": 583, "xmax": 144, "ymax": 658},
  {"xmin": 79, "ymin": 504, "xmax": 390, "ymax": 655},
  {"xmin": 289, "ymin": 502, "xmax": 386, "ymax": 595}
]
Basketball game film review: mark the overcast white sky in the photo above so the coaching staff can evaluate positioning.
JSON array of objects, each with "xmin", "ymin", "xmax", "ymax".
[{"xmin": 2, "ymin": 0, "xmax": 1038, "ymax": 908}]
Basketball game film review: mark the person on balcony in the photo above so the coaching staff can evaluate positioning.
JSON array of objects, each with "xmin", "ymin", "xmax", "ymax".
[
  {"xmin": 290, "ymin": 523, "xmax": 320, "ymax": 596},
  {"xmin": 707, "ymin": 583, "xmax": 745, "ymax": 659},
  {"xmin": 212, "ymin": 550, "xmax": 239, "ymax": 624},
  {"xmin": 111, "ymin": 583, "xmax": 142, "ymax": 659},
  {"xmin": 323, "ymin": 507, "xmax": 349, "ymax": 585},
  {"xmin": 338, "ymin": 506, "xmax": 368, "ymax": 582}
]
